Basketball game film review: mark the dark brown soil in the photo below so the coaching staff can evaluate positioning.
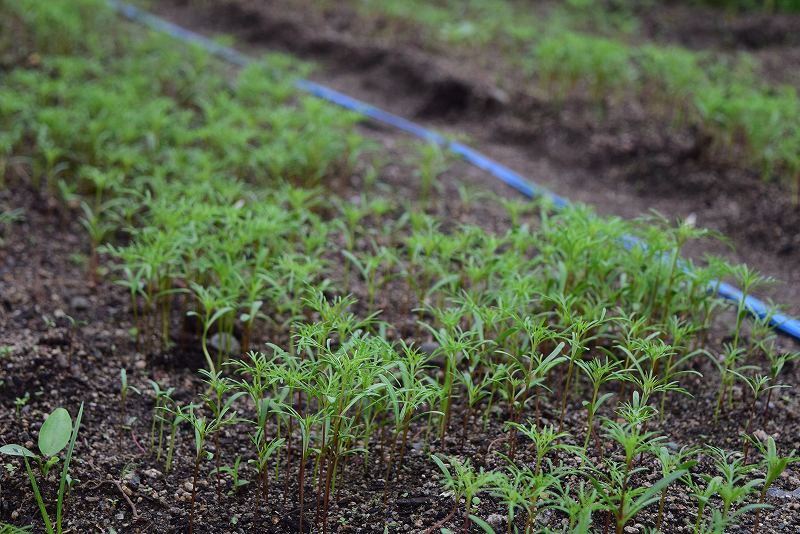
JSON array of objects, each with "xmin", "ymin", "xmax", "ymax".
[{"xmin": 156, "ymin": 0, "xmax": 800, "ymax": 318}]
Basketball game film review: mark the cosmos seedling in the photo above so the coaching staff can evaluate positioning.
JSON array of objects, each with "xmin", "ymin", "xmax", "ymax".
[
  {"xmin": 431, "ymin": 455, "xmax": 499, "ymax": 534},
  {"xmin": 749, "ymin": 435, "xmax": 799, "ymax": 533},
  {"xmin": 211, "ymin": 455, "xmax": 249, "ymax": 495}
]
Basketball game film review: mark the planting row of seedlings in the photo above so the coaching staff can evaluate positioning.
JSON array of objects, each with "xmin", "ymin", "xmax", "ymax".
[
  {"xmin": 1, "ymin": 1, "xmax": 799, "ymax": 533},
  {"xmin": 310, "ymin": 0, "xmax": 800, "ymax": 202}
]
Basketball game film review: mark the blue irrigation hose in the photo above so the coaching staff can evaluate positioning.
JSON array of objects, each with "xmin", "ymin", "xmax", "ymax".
[{"xmin": 106, "ymin": 0, "xmax": 800, "ymax": 342}]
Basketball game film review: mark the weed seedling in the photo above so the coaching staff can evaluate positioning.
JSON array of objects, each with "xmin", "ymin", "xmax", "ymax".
[
  {"xmin": 0, "ymin": 404, "xmax": 84, "ymax": 534},
  {"xmin": 14, "ymin": 392, "xmax": 30, "ymax": 418}
]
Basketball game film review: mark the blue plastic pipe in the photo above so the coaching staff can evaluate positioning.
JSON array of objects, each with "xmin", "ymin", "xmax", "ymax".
[{"xmin": 106, "ymin": 0, "xmax": 800, "ymax": 342}]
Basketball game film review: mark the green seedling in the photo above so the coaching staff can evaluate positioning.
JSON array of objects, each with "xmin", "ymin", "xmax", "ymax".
[
  {"xmin": 341, "ymin": 245, "xmax": 396, "ymax": 314},
  {"xmin": 381, "ymin": 343, "xmax": 438, "ymax": 483},
  {"xmin": 79, "ymin": 201, "xmax": 114, "ymax": 283},
  {"xmin": 249, "ymin": 429, "xmax": 284, "ymax": 511},
  {"xmin": 558, "ymin": 315, "xmax": 606, "ymax": 432},
  {"xmin": 14, "ymin": 392, "xmax": 30, "ymax": 418},
  {"xmin": 457, "ymin": 368, "xmax": 499, "ymax": 448},
  {"xmin": 432, "ymin": 455, "xmax": 499, "ymax": 534},
  {"xmin": 763, "ymin": 351, "xmax": 800, "ymax": 423},
  {"xmin": 734, "ymin": 373, "xmax": 786, "ymax": 460},
  {"xmin": 187, "ymin": 283, "xmax": 234, "ymax": 373},
  {"xmin": 591, "ymin": 417, "xmax": 671, "ymax": 534},
  {"xmin": 181, "ymin": 401, "xmax": 239, "ymax": 534},
  {"xmin": 683, "ymin": 471, "xmax": 722, "ymax": 533},
  {"xmin": 148, "ymin": 380, "xmax": 175, "ymax": 460},
  {"xmin": 211, "ymin": 455, "xmax": 249, "ymax": 494},
  {"xmin": 705, "ymin": 446, "xmax": 761, "ymax": 524},
  {"xmin": 413, "ymin": 141, "xmax": 448, "ymax": 205},
  {"xmin": 275, "ymin": 404, "xmax": 324, "ymax": 534},
  {"xmin": 165, "ymin": 404, "xmax": 187, "ymax": 475},
  {"xmin": 714, "ymin": 344, "xmax": 746, "ymax": 418},
  {"xmin": 199, "ymin": 369, "xmax": 245, "ymax": 499},
  {"xmin": 654, "ymin": 446, "xmax": 696, "ymax": 530},
  {"xmin": 119, "ymin": 368, "xmax": 139, "ymax": 424},
  {"xmin": 0, "ymin": 524, "xmax": 32, "ymax": 534},
  {"xmin": 0, "ymin": 404, "xmax": 84, "ymax": 534},
  {"xmin": 503, "ymin": 422, "xmax": 569, "ymax": 476},
  {"xmin": 575, "ymin": 356, "xmax": 625, "ymax": 452},
  {"xmin": 749, "ymin": 436, "xmax": 799, "ymax": 533},
  {"xmin": 551, "ymin": 481, "xmax": 605, "ymax": 534},
  {"xmin": 490, "ymin": 470, "xmax": 527, "ymax": 534}
]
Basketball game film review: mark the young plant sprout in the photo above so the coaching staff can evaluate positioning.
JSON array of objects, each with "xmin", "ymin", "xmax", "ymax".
[
  {"xmin": 148, "ymin": 380, "xmax": 175, "ymax": 460},
  {"xmin": 431, "ymin": 455, "xmax": 499, "ymax": 534},
  {"xmin": 735, "ymin": 373, "xmax": 786, "ymax": 460},
  {"xmin": 119, "ymin": 368, "xmax": 139, "ymax": 424},
  {"xmin": 250, "ymin": 430, "xmax": 284, "ymax": 514},
  {"xmin": 14, "ymin": 393, "xmax": 29, "ymax": 419},
  {"xmin": 188, "ymin": 283, "xmax": 234, "ymax": 373},
  {"xmin": 199, "ymin": 369, "xmax": 245, "ymax": 499},
  {"xmin": 558, "ymin": 315, "xmax": 606, "ymax": 432},
  {"xmin": 763, "ymin": 351, "xmax": 800, "ymax": 423},
  {"xmin": 0, "ymin": 404, "xmax": 84, "ymax": 534},
  {"xmin": 653, "ymin": 445, "xmax": 696, "ymax": 530},
  {"xmin": 181, "ymin": 401, "xmax": 239, "ymax": 534},
  {"xmin": 575, "ymin": 356, "xmax": 625, "ymax": 452},
  {"xmin": 211, "ymin": 455, "xmax": 249, "ymax": 495},
  {"xmin": 503, "ymin": 422, "xmax": 569, "ymax": 476},
  {"xmin": 705, "ymin": 446, "xmax": 761, "ymax": 525},
  {"xmin": 749, "ymin": 435, "xmax": 799, "ymax": 533},
  {"xmin": 165, "ymin": 404, "xmax": 187, "ymax": 475},
  {"xmin": 413, "ymin": 141, "xmax": 449, "ymax": 206}
]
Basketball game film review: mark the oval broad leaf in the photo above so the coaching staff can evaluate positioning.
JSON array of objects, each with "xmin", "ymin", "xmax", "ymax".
[
  {"xmin": 0, "ymin": 443, "xmax": 36, "ymax": 458},
  {"xmin": 38, "ymin": 407, "xmax": 72, "ymax": 457}
]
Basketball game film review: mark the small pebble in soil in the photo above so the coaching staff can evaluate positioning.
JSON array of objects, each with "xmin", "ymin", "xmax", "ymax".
[
  {"xmin": 143, "ymin": 468, "xmax": 162, "ymax": 479},
  {"xmin": 124, "ymin": 471, "xmax": 140, "ymax": 489},
  {"xmin": 419, "ymin": 341, "xmax": 438, "ymax": 355},
  {"xmin": 420, "ymin": 341, "xmax": 445, "ymax": 366},
  {"xmin": 767, "ymin": 486, "xmax": 800, "ymax": 500},
  {"xmin": 70, "ymin": 296, "xmax": 90, "ymax": 311},
  {"xmin": 208, "ymin": 332, "xmax": 241, "ymax": 355},
  {"xmin": 486, "ymin": 513, "xmax": 505, "ymax": 528}
]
